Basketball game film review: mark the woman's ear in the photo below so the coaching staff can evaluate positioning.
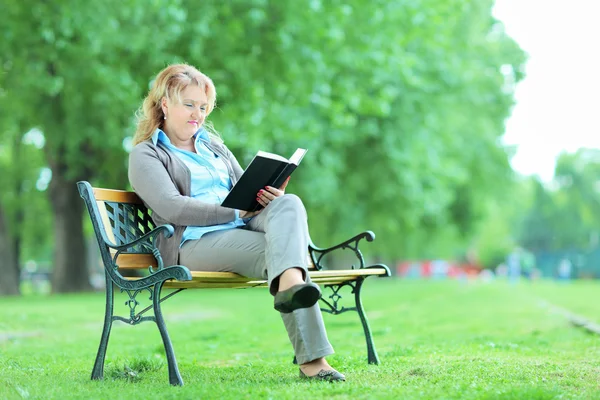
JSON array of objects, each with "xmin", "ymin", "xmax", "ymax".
[{"xmin": 161, "ymin": 97, "xmax": 168, "ymax": 116}]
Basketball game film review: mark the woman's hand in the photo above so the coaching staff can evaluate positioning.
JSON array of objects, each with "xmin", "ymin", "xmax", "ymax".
[
  {"xmin": 239, "ymin": 177, "xmax": 291, "ymax": 219},
  {"xmin": 257, "ymin": 177, "xmax": 290, "ymax": 208}
]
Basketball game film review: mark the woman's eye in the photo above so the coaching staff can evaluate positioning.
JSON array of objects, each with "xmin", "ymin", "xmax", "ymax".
[{"xmin": 184, "ymin": 104, "xmax": 193, "ymax": 108}]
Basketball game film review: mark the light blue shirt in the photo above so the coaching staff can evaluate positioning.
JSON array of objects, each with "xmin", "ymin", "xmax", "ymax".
[{"xmin": 152, "ymin": 128, "xmax": 245, "ymax": 246}]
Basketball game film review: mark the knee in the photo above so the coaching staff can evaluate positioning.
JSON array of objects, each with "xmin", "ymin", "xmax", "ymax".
[
  {"xmin": 275, "ymin": 194, "xmax": 304, "ymax": 208},
  {"xmin": 272, "ymin": 194, "xmax": 306, "ymax": 215}
]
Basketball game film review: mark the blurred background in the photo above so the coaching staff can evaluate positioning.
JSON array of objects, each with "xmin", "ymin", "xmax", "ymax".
[{"xmin": 1, "ymin": 0, "xmax": 598, "ymax": 295}]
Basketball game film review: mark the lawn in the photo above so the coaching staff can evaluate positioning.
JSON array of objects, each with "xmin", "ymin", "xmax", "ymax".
[{"xmin": 1, "ymin": 278, "xmax": 599, "ymax": 399}]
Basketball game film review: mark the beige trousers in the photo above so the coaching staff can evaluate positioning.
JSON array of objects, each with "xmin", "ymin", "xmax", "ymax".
[{"xmin": 179, "ymin": 194, "xmax": 334, "ymax": 364}]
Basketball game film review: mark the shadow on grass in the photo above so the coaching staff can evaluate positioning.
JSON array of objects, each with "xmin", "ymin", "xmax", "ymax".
[{"xmin": 105, "ymin": 357, "xmax": 164, "ymax": 383}]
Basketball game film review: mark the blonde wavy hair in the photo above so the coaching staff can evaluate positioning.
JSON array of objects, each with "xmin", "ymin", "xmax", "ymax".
[{"xmin": 133, "ymin": 63, "xmax": 221, "ymax": 146}]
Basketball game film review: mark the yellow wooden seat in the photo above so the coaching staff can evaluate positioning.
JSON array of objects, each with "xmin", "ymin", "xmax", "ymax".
[{"xmin": 116, "ymin": 252, "xmax": 388, "ymax": 288}]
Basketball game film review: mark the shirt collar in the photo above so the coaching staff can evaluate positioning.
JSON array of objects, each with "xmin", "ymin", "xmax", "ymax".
[
  {"xmin": 151, "ymin": 127, "xmax": 209, "ymax": 146},
  {"xmin": 151, "ymin": 128, "xmax": 169, "ymax": 146},
  {"xmin": 196, "ymin": 127, "xmax": 210, "ymax": 142}
]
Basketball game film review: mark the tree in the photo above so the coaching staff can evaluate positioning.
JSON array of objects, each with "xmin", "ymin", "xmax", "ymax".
[
  {"xmin": 0, "ymin": 40, "xmax": 52, "ymax": 294},
  {"xmin": 518, "ymin": 149, "xmax": 600, "ymax": 252},
  {"xmin": 0, "ymin": 199, "xmax": 19, "ymax": 295},
  {"xmin": 1, "ymin": 0, "xmax": 526, "ymax": 293},
  {"xmin": 173, "ymin": 0, "xmax": 526, "ymax": 258},
  {"xmin": 0, "ymin": 1, "xmax": 186, "ymax": 292},
  {"xmin": 0, "ymin": 123, "xmax": 52, "ymax": 295}
]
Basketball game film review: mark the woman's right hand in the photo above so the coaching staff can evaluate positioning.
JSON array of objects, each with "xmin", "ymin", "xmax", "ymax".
[{"xmin": 240, "ymin": 177, "xmax": 290, "ymax": 219}]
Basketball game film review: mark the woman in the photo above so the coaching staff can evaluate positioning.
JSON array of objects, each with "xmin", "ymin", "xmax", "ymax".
[{"xmin": 128, "ymin": 63, "xmax": 345, "ymax": 381}]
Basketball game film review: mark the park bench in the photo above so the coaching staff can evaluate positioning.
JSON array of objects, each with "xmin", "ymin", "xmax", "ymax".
[{"xmin": 77, "ymin": 181, "xmax": 391, "ymax": 386}]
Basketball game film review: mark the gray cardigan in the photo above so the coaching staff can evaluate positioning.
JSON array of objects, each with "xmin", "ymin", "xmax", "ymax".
[{"xmin": 128, "ymin": 139, "xmax": 245, "ymax": 268}]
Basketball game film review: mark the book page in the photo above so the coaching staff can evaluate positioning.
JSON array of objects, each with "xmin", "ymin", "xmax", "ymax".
[
  {"xmin": 288, "ymin": 148, "xmax": 307, "ymax": 165},
  {"xmin": 256, "ymin": 150, "xmax": 288, "ymax": 163}
]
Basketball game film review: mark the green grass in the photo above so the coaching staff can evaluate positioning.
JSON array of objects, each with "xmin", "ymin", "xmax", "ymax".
[{"xmin": 1, "ymin": 279, "xmax": 600, "ymax": 399}]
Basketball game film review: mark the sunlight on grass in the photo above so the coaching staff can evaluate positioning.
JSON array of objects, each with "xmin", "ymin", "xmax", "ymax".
[{"xmin": 1, "ymin": 279, "xmax": 600, "ymax": 399}]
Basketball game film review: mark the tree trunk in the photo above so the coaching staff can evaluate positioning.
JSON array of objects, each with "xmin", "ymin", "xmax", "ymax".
[
  {"xmin": 0, "ymin": 205, "xmax": 20, "ymax": 295},
  {"xmin": 49, "ymin": 170, "xmax": 91, "ymax": 293}
]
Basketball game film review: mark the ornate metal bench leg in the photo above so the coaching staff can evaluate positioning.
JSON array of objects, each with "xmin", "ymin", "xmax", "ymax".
[
  {"xmin": 354, "ymin": 278, "xmax": 380, "ymax": 364},
  {"xmin": 92, "ymin": 276, "xmax": 114, "ymax": 380},
  {"xmin": 153, "ymin": 282, "xmax": 184, "ymax": 386}
]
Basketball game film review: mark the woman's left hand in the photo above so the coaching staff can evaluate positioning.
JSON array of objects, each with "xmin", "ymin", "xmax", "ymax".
[{"xmin": 256, "ymin": 177, "xmax": 290, "ymax": 208}]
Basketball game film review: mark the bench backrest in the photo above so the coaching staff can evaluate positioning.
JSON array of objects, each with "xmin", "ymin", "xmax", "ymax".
[
  {"xmin": 78, "ymin": 181, "xmax": 159, "ymax": 271},
  {"xmin": 94, "ymin": 189, "xmax": 154, "ymax": 248},
  {"xmin": 79, "ymin": 181, "xmax": 316, "ymax": 271}
]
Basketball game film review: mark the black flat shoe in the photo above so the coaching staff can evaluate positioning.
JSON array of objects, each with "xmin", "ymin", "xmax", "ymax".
[
  {"xmin": 299, "ymin": 369, "xmax": 346, "ymax": 382},
  {"xmin": 274, "ymin": 282, "xmax": 321, "ymax": 313}
]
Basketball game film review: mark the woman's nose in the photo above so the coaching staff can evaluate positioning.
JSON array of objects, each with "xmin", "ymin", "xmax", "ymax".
[{"xmin": 191, "ymin": 106, "xmax": 204, "ymax": 118}]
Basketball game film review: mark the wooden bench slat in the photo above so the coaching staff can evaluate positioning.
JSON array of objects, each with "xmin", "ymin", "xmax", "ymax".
[
  {"xmin": 304, "ymin": 269, "xmax": 388, "ymax": 278},
  {"xmin": 112, "ymin": 253, "xmax": 158, "ymax": 269},
  {"xmin": 127, "ymin": 267, "xmax": 388, "ymax": 289},
  {"xmin": 161, "ymin": 267, "xmax": 389, "ymax": 289},
  {"xmin": 125, "ymin": 267, "xmax": 388, "ymax": 281},
  {"xmin": 164, "ymin": 281, "xmax": 267, "ymax": 289},
  {"xmin": 163, "ymin": 277, "xmax": 375, "ymax": 289},
  {"xmin": 93, "ymin": 188, "xmax": 144, "ymax": 204},
  {"xmin": 183, "ymin": 268, "xmax": 387, "ymax": 280}
]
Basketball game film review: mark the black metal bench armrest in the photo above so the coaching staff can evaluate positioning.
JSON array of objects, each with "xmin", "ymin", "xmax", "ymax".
[
  {"xmin": 107, "ymin": 224, "xmax": 193, "ymax": 288},
  {"xmin": 107, "ymin": 224, "xmax": 174, "ymax": 252},
  {"xmin": 309, "ymin": 231, "xmax": 376, "ymax": 271},
  {"xmin": 103, "ymin": 224, "xmax": 192, "ymax": 289},
  {"xmin": 118, "ymin": 265, "xmax": 192, "ymax": 291},
  {"xmin": 107, "ymin": 224, "xmax": 174, "ymax": 272}
]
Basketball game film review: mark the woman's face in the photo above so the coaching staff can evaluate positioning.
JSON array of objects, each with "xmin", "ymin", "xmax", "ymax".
[{"xmin": 161, "ymin": 85, "xmax": 209, "ymax": 146}]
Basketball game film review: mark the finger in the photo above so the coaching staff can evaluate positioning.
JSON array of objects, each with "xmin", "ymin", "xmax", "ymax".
[
  {"xmin": 256, "ymin": 196, "xmax": 268, "ymax": 207},
  {"xmin": 264, "ymin": 186, "xmax": 283, "ymax": 197},
  {"xmin": 260, "ymin": 188, "xmax": 278, "ymax": 200}
]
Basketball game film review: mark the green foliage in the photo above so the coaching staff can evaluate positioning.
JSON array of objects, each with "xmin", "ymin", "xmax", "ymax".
[
  {"xmin": 0, "ymin": 0, "xmax": 526, "ymax": 278},
  {"xmin": 172, "ymin": 0, "xmax": 526, "ymax": 258},
  {"xmin": 0, "ymin": 125, "xmax": 52, "ymax": 264},
  {"xmin": 1, "ymin": 0, "xmax": 187, "ymax": 186},
  {"xmin": 518, "ymin": 149, "xmax": 600, "ymax": 252},
  {"xmin": 0, "ymin": 0, "xmax": 195, "ymax": 290},
  {"xmin": 468, "ymin": 174, "xmax": 536, "ymax": 268},
  {"xmin": 472, "ymin": 149, "xmax": 600, "ymax": 269}
]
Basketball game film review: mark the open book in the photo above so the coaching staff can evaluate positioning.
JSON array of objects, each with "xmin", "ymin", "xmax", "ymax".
[{"xmin": 221, "ymin": 148, "xmax": 307, "ymax": 212}]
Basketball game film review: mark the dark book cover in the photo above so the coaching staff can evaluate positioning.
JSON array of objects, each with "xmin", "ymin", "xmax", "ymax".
[{"xmin": 222, "ymin": 148, "xmax": 307, "ymax": 211}]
